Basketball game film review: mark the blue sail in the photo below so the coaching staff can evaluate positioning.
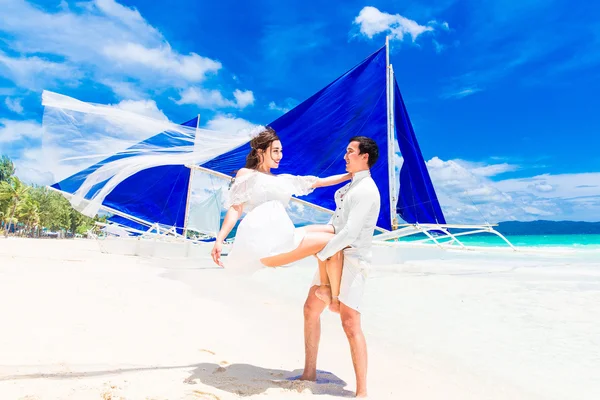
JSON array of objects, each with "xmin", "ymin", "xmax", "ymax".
[
  {"xmin": 202, "ymin": 47, "xmax": 395, "ymax": 230},
  {"xmin": 52, "ymin": 117, "xmax": 199, "ymax": 233},
  {"xmin": 394, "ymin": 81, "xmax": 446, "ymax": 224}
]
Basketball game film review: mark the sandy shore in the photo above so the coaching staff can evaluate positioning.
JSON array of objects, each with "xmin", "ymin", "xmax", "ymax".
[{"xmin": 1, "ymin": 237, "xmax": 599, "ymax": 399}]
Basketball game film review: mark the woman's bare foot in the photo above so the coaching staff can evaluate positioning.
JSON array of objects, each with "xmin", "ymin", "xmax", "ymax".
[
  {"xmin": 328, "ymin": 297, "xmax": 340, "ymax": 313},
  {"xmin": 315, "ymin": 285, "xmax": 332, "ymax": 306}
]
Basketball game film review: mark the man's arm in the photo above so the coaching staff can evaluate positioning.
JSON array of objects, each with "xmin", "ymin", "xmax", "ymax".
[{"xmin": 316, "ymin": 189, "xmax": 375, "ymax": 261}]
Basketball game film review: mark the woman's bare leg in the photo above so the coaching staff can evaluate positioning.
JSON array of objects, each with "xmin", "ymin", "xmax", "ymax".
[
  {"xmin": 260, "ymin": 225, "xmax": 343, "ymax": 309},
  {"xmin": 260, "ymin": 231, "xmax": 334, "ymax": 267},
  {"xmin": 300, "ymin": 225, "xmax": 335, "ymax": 306},
  {"xmin": 315, "ymin": 257, "xmax": 332, "ymax": 305},
  {"xmin": 302, "ymin": 224, "xmax": 334, "ymax": 235},
  {"xmin": 326, "ymin": 251, "xmax": 344, "ymax": 313}
]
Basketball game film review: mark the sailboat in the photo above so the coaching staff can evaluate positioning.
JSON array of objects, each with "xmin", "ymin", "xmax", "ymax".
[{"xmin": 43, "ymin": 38, "xmax": 516, "ymax": 260}]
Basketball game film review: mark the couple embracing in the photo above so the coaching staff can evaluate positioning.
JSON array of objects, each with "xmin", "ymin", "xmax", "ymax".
[{"xmin": 211, "ymin": 127, "xmax": 380, "ymax": 398}]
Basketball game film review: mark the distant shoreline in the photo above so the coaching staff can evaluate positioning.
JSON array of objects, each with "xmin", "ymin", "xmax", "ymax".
[{"xmin": 494, "ymin": 220, "xmax": 600, "ymax": 235}]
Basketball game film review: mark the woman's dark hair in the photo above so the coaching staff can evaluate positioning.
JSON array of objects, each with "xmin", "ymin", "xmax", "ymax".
[{"xmin": 245, "ymin": 126, "xmax": 280, "ymax": 169}]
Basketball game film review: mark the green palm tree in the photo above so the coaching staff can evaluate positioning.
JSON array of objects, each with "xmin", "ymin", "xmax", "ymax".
[
  {"xmin": 17, "ymin": 195, "xmax": 41, "ymax": 236},
  {"xmin": 0, "ymin": 176, "xmax": 30, "ymax": 236}
]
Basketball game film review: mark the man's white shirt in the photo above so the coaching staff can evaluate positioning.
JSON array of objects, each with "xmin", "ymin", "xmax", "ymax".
[{"xmin": 316, "ymin": 169, "xmax": 381, "ymax": 262}]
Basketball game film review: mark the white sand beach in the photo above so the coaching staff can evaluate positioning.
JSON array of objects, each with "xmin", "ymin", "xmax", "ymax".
[{"xmin": 1, "ymin": 237, "xmax": 599, "ymax": 399}]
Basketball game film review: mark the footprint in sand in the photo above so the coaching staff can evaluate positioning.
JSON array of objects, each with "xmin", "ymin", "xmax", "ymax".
[
  {"xmin": 100, "ymin": 391, "xmax": 114, "ymax": 400},
  {"xmin": 198, "ymin": 349, "xmax": 216, "ymax": 355},
  {"xmin": 192, "ymin": 390, "xmax": 220, "ymax": 400},
  {"xmin": 183, "ymin": 376, "xmax": 198, "ymax": 385},
  {"xmin": 101, "ymin": 382, "xmax": 123, "ymax": 400}
]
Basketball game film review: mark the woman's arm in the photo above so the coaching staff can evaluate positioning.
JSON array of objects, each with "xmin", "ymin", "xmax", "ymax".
[
  {"xmin": 313, "ymin": 173, "xmax": 351, "ymax": 188},
  {"xmin": 216, "ymin": 204, "xmax": 243, "ymax": 243},
  {"xmin": 211, "ymin": 168, "xmax": 252, "ymax": 266},
  {"xmin": 211, "ymin": 203, "xmax": 244, "ymax": 266}
]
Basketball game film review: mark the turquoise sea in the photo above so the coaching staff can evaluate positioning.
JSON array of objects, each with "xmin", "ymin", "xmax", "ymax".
[{"xmin": 396, "ymin": 233, "xmax": 600, "ymax": 248}]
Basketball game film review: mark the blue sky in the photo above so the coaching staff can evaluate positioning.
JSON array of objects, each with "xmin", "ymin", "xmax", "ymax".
[{"xmin": 1, "ymin": 0, "xmax": 599, "ymax": 222}]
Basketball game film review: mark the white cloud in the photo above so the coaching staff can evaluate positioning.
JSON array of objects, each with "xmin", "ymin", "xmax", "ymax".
[
  {"xmin": 100, "ymin": 79, "xmax": 146, "ymax": 100},
  {"xmin": 427, "ymin": 157, "xmax": 513, "ymax": 203},
  {"xmin": 425, "ymin": 157, "xmax": 600, "ymax": 222},
  {"xmin": 288, "ymin": 200, "xmax": 332, "ymax": 226},
  {"xmin": 0, "ymin": 0, "xmax": 250, "ymax": 103},
  {"xmin": 4, "ymin": 97, "xmax": 24, "ymax": 114},
  {"xmin": 427, "ymin": 20, "xmax": 451, "ymax": 34},
  {"xmin": 495, "ymin": 173, "xmax": 600, "ymax": 200},
  {"xmin": 530, "ymin": 182, "xmax": 554, "ymax": 193},
  {"xmin": 354, "ymin": 6, "xmax": 435, "ymax": 42},
  {"xmin": 441, "ymin": 86, "xmax": 483, "ymax": 99},
  {"xmin": 233, "ymin": 89, "xmax": 255, "ymax": 109},
  {"xmin": 269, "ymin": 101, "xmax": 289, "ymax": 113},
  {"xmin": 102, "ymin": 42, "xmax": 221, "ymax": 83},
  {"xmin": 176, "ymin": 87, "xmax": 255, "ymax": 109},
  {"xmin": 453, "ymin": 160, "xmax": 519, "ymax": 177},
  {"xmin": 176, "ymin": 87, "xmax": 233, "ymax": 108},
  {"xmin": 521, "ymin": 206, "xmax": 553, "ymax": 216},
  {"xmin": 92, "ymin": 0, "xmax": 150, "ymax": 28},
  {"xmin": 0, "ymin": 119, "xmax": 51, "ymax": 185},
  {"xmin": 268, "ymin": 98, "xmax": 299, "ymax": 114},
  {"xmin": 0, "ymin": 51, "xmax": 81, "ymax": 91},
  {"xmin": 13, "ymin": 147, "xmax": 55, "ymax": 186},
  {"xmin": 204, "ymin": 114, "xmax": 259, "ymax": 136},
  {"xmin": 108, "ymin": 99, "xmax": 169, "ymax": 121},
  {"xmin": 0, "ymin": 118, "xmax": 43, "ymax": 144}
]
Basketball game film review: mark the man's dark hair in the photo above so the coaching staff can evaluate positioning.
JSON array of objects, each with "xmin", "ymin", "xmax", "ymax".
[{"xmin": 349, "ymin": 136, "xmax": 379, "ymax": 168}]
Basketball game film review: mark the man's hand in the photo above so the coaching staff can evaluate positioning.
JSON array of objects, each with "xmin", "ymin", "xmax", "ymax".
[{"xmin": 211, "ymin": 241, "xmax": 224, "ymax": 267}]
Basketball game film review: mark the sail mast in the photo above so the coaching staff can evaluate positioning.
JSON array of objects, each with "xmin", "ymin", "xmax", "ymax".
[
  {"xmin": 182, "ymin": 114, "xmax": 200, "ymax": 238},
  {"xmin": 385, "ymin": 36, "xmax": 398, "ymax": 230}
]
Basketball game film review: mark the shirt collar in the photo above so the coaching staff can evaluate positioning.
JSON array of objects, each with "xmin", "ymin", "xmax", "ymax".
[{"xmin": 351, "ymin": 169, "xmax": 370, "ymax": 183}]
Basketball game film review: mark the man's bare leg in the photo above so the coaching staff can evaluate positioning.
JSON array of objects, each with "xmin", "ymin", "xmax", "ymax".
[
  {"xmin": 300, "ymin": 285, "xmax": 327, "ymax": 381},
  {"xmin": 340, "ymin": 302, "xmax": 368, "ymax": 397}
]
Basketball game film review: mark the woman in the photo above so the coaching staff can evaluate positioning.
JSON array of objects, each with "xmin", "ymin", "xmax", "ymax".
[{"xmin": 210, "ymin": 127, "xmax": 344, "ymax": 310}]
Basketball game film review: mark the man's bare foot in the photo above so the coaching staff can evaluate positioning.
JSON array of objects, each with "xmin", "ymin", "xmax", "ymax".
[
  {"xmin": 355, "ymin": 391, "xmax": 368, "ymax": 398},
  {"xmin": 315, "ymin": 285, "xmax": 332, "ymax": 306},
  {"xmin": 328, "ymin": 297, "xmax": 340, "ymax": 314},
  {"xmin": 298, "ymin": 372, "xmax": 316, "ymax": 381}
]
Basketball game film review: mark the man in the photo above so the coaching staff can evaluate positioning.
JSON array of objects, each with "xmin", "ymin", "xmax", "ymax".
[{"xmin": 300, "ymin": 136, "xmax": 381, "ymax": 398}]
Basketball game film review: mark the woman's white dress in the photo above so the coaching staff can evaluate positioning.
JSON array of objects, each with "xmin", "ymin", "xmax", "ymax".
[{"xmin": 222, "ymin": 170, "xmax": 318, "ymax": 275}]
